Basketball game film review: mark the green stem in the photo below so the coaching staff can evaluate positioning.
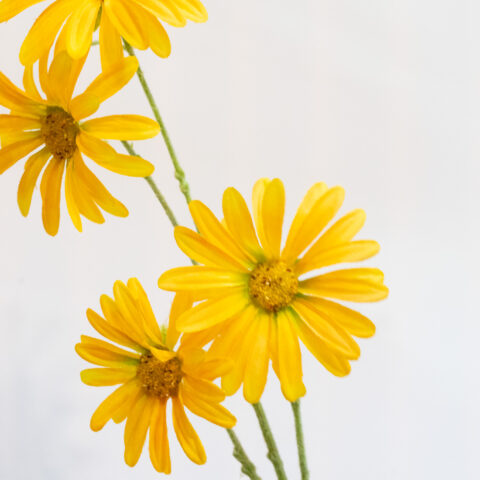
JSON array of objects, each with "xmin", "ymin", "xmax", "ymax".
[
  {"xmin": 291, "ymin": 400, "xmax": 309, "ymax": 480},
  {"xmin": 252, "ymin": 403, "xmax": 288, "ymax": 480},
  {"xmin": 122, "ymin": 40, "xmax": 193, "ymax": 205},
  {"xmin": 121, "ymin": 141, "xmax": 178, "ymax": 227},
  {"xmin": 226, "ymin": 429, "xmax": 262, "ymax": 480}
]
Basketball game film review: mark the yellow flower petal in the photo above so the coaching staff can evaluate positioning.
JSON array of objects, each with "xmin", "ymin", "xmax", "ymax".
[
  {"xmin": 17, "ymin": 148, "xmax": 50, "ymax": 217},
  {"xmin": 207, "ymin": 309, "xmax": 250, "ymax": 360},
  {"xmin": 151, "ymin": 347, "xmax": 176, "ymax": 362},
  {"xmin": 302, "ymin": 209, "xmax": 366, "ymax": 260},
  {"xmin": 78, "ymin": 131, "xmax": 153, "ymax": 177},
  {"xmin": 80, "ymin": 367, "xmax": 137, "ymax": 386},
  {"xmin": 69, "ymin": 92, "xmax": 101, "ymax": 121},
  {"xmin": 73, "ymin": 153, "xmax": 129, "ymax": 217},
  {"xmin": 214, "ymin": 307, "xmax": 257, "ymax": 395},
  {"xmin": 39, "ymin": 157, "xmax": 65, "ymax": 236},
  {"xmin": 22, "ymin": 66, "xmax": 43, "ymax": 101},
  {"xmin": 158, "ymin": 266, "xmax": 246, "ymax": 291},
  {"xmin": 182, "ymin": 376, "xmax": 225, "ymax": 403},
  {"xmin": 282, "ymin": 186, "xmax": 345, "ymax": 262},
  {"xmin": 65, "ymin": 0, "xmax": 100, "ymax": 59},
  {"xmin": 113, "ymin": 281, "xmax": 151, "ymax": 346},
  {"xmin": 276, "ymin": 309, "xmax": 306, "ymax": 402},
  {"xmin": 299, "ymin": 296, "xmax": 375, "ymax": 338},
  {"xmin": 127, "ymin": 278, "xmax": 165, "ymax": 346},
  {"xmin": 81, "ymin": 115, "xmax": 160, "ymax": 140},
  {"xmin": 243, "ymin": 311, "xmax": 270, "ymax": 403},
  {"xmin": 0, "ymin": 115, "xmax": 41, "ymax": 133},
  {"xmin": 76, "ymin": 130, "xmax": 116, "ymax": 161},
  {"xmin": 167, "ymin": 293, "xmax": 193, "ymax": 349},
  {"xmin": 46, "ymin": 51, "xmax": 74, "ymax": 107},
  {"xmin": 141, "ymin": 10, "xmax": 171, "ymax": 58},
  {"xmin": 252, "ymin": 177, "xmax": 270, "ymax": 252},
  {"xmin": 260, "ymin": 178, "xmax": 285, "ymax": 258},
  {"xmin": 282, "ymin": 182, "xmax": 327, "ymax": 256},
  {"xmin": 124, "ymin": 394, "xmax": 154, "ymax": 467},
  {"xmin": 223, "ymin": 186, "xmax": 263, "ymax": 260},
  {"xmin": 173, "ymin": 226, "xmax": 249, "ymax": 271},
  {"xmin": 100, "ymin": 8, "xmax": 124, "ymax": 70},
  {"xmin": 174, "ymin": 0, "xmax": 208, "ymax": 22},
  {"xmin": 0, "ymin": 0, "xmax": 44, "ymax": 22},
  {"xmin": 86, "ymin": 308, "xmax": 144, "ymax": 352},
  {"xmin": 149, "ymin": 399, "xmax": 171, "ymax": 474},
  {"xmin": 172, "ymin": 397, "xmax": 206, "ymax": 465},
  {"xmin": 176, "ymin": 291, "xmax": 247, "ymax": 333},
  {"xmin": 100, "ymin": 293, "xmax": 145, "ymax": 347},
  {"xmin": 84, "ymin": 56, "xmax": 139, "ymax": 104},
  {"xmin": 75, "ymin": 335, "xmax": 140, "ymax": 367},
  {"xmin": 68, "ymin": 164, "xmax": 106, "ymax": 225},
  {"xmin": 296, "ymin": 240, "xmax": 381, "ymax": 275},
  {"xmin": 0, "ymin": 71, "xmax": 44, "ymax": 112},
  {"xmin": 181, "ymin": 388, "xmax": 236, "ymax": 428},
  {"xmin": 90, "ymin": 379, "xmax": 140, "ymax": 431},
  {"xmin": 20, "ymin": 0, "xmax": 77, "ymax": 66},
  {"xmin": 110, "ymin": 153, "xmax": 155, "ymax": 177},
  {"xmin": 133, "ymin": 0, "xmax": 186, "ymax": 27},
  {"xmin": 189, "ymin": 200, "xmax": 255, "ymax": 268},
  {"xmin": 292, "ymin": 297, "xmax": 360, "ymax": 359},
  {"xmin": 293, "ymin": 310, "xmax": 351, "ymax": 377},
  {"xmin": 64, "ymin": 159, "xmax": 81, "ymax": 231},
  {"xmin": 104, "ymin": 0, "xmax": 149, "ymax": 49},
  {"xmin": 299, "ymin": 268, "xmax": 389, "ymax": 302},
  {"xmin": 183, "ymin": 353, "xmax": 233, "ymax": 381}
]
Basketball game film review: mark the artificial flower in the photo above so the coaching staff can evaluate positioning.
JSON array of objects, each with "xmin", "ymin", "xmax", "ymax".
[
  {"xmin": 0, "ymin": 48, "xmax": 159, "ymax": 235},
  {"xmin": 158, "ymin": 179, "xmax": 389, "ymax": 403},
  {"xmin": 76, "ymin": 278, "xmax": 236, "ymax": 473},
  {"xmin": 0, "ymin": 0, "xmax": 208, "ymax": 69}
]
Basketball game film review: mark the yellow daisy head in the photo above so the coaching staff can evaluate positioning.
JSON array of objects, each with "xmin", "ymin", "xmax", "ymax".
[
  {"xmin": 0, "ymin": 49, "xmax": 160, "ymax": 235},
  {"xmin": 76, "ymin": 278, "xmax": 236, "ymax": 473},
  {"xmin": 0, "ymin": 0, "xmax": 208, "ymax": 68},
  {"xmin": 158, "ymin": 179, "xmax": 389, "ymax": 403}
]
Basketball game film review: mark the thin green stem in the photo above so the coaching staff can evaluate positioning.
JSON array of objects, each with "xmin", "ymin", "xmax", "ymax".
[
  {"xmin": 121, "ymin": 141, "xmax": 178, "ymax": 227},
  {"xmin": 226, "ymin": 429, "xmax": 262, "ymax": 480},
  {"xmin": 252, "ymin": 402, "xmax": 288, "ymax": 480},
  {"xmin": 122, "ymin": 40, "xmax": 193, "ymax": 205},
  {"xmin": 291, "ymin": 400, "xmax": 309, "ymax": 480}
]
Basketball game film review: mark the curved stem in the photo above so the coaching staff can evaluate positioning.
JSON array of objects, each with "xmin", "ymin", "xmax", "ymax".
[
  {"xmin": 122, "ymin": 41, "xmax": 193, "ymax": 205},
  {"xmin": 252, "ymin": 402, "xmax": 288, "ymax": 480},
  {"xmin": 291, "ymin": 400, "xmax": 309, "ymax": 480},
  {"xmin": 226, "ymin": 429, "xmax": 262, "ymax": 480},
  {"xmin": 121, "ymin": 141, "xmax": 178, "ymax": 227}
]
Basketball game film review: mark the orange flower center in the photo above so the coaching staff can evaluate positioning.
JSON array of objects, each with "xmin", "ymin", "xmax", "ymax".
[
  {"xmin": 137, "ymin": 352, "xmax": 183, "ymax": 399},
  {"xmin": 248, "ymin": 260, "xmax": 298, "ymax": 313},
  {"xmin": 41, "ymin": 107, "xmax": 78, "ymax": 161}
]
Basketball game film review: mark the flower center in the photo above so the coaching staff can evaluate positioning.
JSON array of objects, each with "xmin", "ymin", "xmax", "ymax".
[
  {"xmin": 136, "ymin": 352, "xmax": 183, "ymax": 399},
  {"xmin": 41, "ymin": 107, "xmax": 78, "ymax": 161},
  {"xmin": 248, "ymin": 260, "xmax": 298, "ymax": 313}
]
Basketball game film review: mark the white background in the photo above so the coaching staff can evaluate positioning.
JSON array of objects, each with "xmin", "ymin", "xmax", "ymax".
[{"xmin": 1, "ymin": 0, "xmax": 479, "ymax": 479}]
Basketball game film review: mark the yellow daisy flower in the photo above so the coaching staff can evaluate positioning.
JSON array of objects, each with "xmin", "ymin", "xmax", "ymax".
[
  {"xmin": 0, "ymin": 49, "xmax": 160, "ymax": 235},
  {"xmin": 76, "ymin": 278, "xmax": 236, "ymax": 473},
  {"xmin": 158, "ymin": 179, "xmax": 389, "ymax": 403},
  {"xmin": 0, "ymin": 0, "xmax": 208, "ymax": 69}
]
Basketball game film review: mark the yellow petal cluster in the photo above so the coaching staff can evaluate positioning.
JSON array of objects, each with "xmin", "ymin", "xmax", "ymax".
[
  {"xmin": 158, "ymin": 179, "xmax": 389, "ymax": 403},
  {"xmin": 0, "ymin": 0, "xmax": 208, "ymax": 68},
  {"xmin": 76, "ymin": 278, "xmax": 236, "ymax": 473},
  {"xmin": 0, "ymin": 50, "xmax": 160, "ymax": 235}
]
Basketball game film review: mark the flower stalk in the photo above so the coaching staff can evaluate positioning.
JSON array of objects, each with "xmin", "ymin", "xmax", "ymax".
[
  {"xmin": 122, "ymin": 41, "xmax": 193, "ymax": 205},
  {"xmin": 291, "ymin": 400, "xmax": 309, "ymax": 480},
  {"xmin": 121, "ymin": 141, "xmax": 178, "ymax": 227},
  {"xmin": 252, "ymin": 402, "xmax": 288, "ymax": 480},
  {"xmin": 226, "ymin": 429, "xmax": 262, "ymax": 480}
]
